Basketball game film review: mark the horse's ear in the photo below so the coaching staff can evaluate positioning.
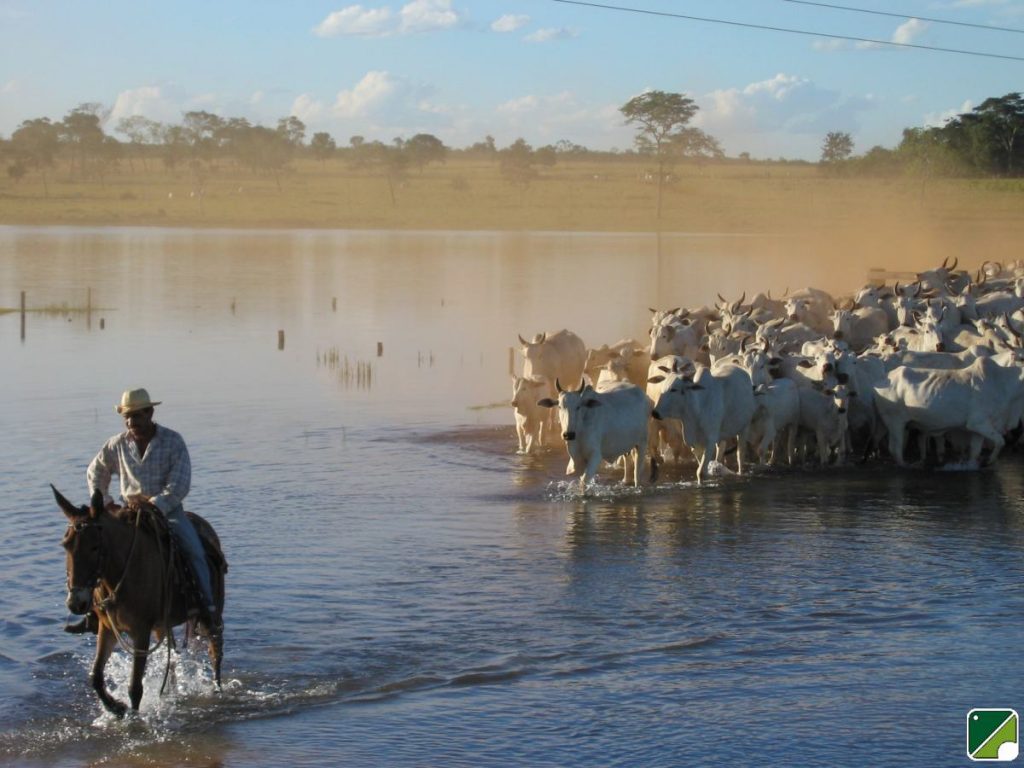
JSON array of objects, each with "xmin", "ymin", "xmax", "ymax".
[
  {"xmin": 52, "ymin": 485, "xmax": 82, "ymax": 520},
  {"xmin": 90, "ymin": 490, "xmax": 104, "ymax": 518}
]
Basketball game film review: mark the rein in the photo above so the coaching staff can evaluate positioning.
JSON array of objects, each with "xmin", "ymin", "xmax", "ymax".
[{"xmin": 71, "ymin": 508, "xmax": 177, "ymax": 663}]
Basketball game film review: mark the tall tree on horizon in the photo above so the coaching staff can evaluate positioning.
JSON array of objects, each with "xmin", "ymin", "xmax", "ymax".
[{"xmin": 620, "ymin": 90, "xmax": 699, "ymax": 219}]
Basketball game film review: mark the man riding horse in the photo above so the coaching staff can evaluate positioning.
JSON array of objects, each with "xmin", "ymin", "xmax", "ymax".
[{"xmin": 66, "ymin": 388, "xmax": 223, "ymax": 639}]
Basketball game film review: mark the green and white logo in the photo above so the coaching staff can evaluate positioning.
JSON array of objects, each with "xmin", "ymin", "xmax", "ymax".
[{"xmin": 968, "ymin": 709, "xmax": 1019, "ymax": 762}]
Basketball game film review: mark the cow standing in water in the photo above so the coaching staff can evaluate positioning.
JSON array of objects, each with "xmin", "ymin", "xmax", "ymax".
[{"xmin": 539, "ymin": 380, "xmax": 651, "ymax": 491}]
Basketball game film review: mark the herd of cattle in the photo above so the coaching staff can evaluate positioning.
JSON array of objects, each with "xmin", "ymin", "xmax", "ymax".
[{"xmin": 510, "ymin": 258, "xmax": 1024, "ymax": 487}]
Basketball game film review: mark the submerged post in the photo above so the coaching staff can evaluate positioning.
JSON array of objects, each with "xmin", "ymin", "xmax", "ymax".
[
  {"xmin": 20, "ymin": 291, "xmax": 26, "ymax": 342},
  {"xmin": 377, "ymin": 342, "xmax": 383, "ymax": 357},
  {"xmin": 278, "ymin": 330, "xmax": 285, "ymax": 350}
]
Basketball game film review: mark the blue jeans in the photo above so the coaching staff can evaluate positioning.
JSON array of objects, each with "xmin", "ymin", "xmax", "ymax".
[{"xmin": 165, "ymin": 504, "xmax": 216, "ymax": 613}]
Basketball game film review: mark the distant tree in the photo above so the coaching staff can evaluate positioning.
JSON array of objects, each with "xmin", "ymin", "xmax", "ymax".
[
  {"xmin": 404, "ymin": 133, "xmax": 447, "ymax": 172},
  {"xmin": 468, "ymin": 134, "xmax": 497, "ymax": 159},
  {"xmin": 10, "ymin": 117, "xmax": 59, "ymax": 195},
  {"xmin": 276, "ymin": 115, "xmax": 306, "ymax": 147},
  {"xmin": 160, "ymin": 124, "xmax": 189, "ymax": 171},
  {"xmin": 360, "ymin": 141, "xmax": 408, "ymax": 205},
  {"xmin": 554, "ymin": 138, "xmax": 587, "ymax": 156},
  {"xmin": 115, "ymin": 115, "xmax": 161, "ymax": 171},
  {"xmin": 950, "ymin": 93, "xmax": 1024, "ymax": 175},
  {"xmin": 234, "ymin": 125, "xmax": 293, "ymax": 191},
  {"xmin": 182, "ymin": 110, "xmax": 225, "ymax": 170},
  {"xmin": 821, "ymin": 131, "xmax": 855, "ymax": 166},
  {"xmin": 669, "ymin": 127, "xmax": 724, "ymax": 161},
  {"xmin": 534, "ymin": 145, "xmax": 557, "ymax": 167},
  {"xmin": 500, "ymin": 138, "xmax": 538, "ymax": 195},
  {"xmin": 620, "ymin": 90, "xmax": 700, "ymax": 217},
  {"xmin": 310, "ymin": 132, "xmax": 337, "ymax": 166},
  {"xmin": 60, "ymin": 103, "xmax": 107, "ymax": 179}
]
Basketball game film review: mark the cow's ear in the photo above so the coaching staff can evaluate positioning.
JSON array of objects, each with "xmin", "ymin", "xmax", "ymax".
[
  {"xmin": 537, "ymin": 398, "xmax": 557, "ymax": 408},
  {"xmin": 798, "ymin": 360, "xmax": 813, "ymax": 369},
  {"xmin": 584, "ymin": 398, "xmax": 601, "ymax": 408},
  {"xmin": 648, "ymin": 374, "xmax": 666, "ymax": 384}
]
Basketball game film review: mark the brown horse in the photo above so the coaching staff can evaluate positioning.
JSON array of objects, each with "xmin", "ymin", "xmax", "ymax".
[{"xmin": 53, "ymin": 485, "xmax": 226, "ymax": 718}]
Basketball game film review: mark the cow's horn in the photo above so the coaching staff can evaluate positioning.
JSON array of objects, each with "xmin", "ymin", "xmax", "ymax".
[{"xmin": 518, "ymin": 334, "xmax": 529, "ymax": 346}]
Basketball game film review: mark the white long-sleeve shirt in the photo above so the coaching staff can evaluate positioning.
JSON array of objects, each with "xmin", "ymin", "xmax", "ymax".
[{"xmin": 86, "ymin": 424, "xmax": 191, "ymax": 514}]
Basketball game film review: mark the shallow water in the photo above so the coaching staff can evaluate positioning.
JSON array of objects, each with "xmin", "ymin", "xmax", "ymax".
[{"xmin": 2, "ymin": 227, "xmax": 1023, "ymax": 767}]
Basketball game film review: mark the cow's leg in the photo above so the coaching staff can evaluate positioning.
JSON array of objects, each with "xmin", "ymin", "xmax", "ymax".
[
  {"xmin": 583, "ymin": 453, "xmax": 602, "ymax": 487},
  {"xmin": 633, "ymin": 445, "xmax": 646, "ymax": 486},
  {"xmin": 695, "ymin": 443, "xmax": 709, "ymax": 481},
  {"xmin": 128, "ymin": 630, "xmax": 151, "ymax": 711},
  {"xmin": 92, "ymin": 624, "xmax": 126, "ymax": 718},
  {"xmin": 515, "ymin": 421, "xmax": 526, "ymax": 453},
  {"xmin": 785, "ymin": 425, "xmax": 797, "ymax": 466},
  {"xmin": 968, "ymin": 420, "xmax": 1004, "ymax": 464},
  {"xmin": 887, "ymin": 421, "xmax": 907, "ymax": 465},
  {"xmin": 817, "ymin": 429, "xmax": 829, "ymax": 466}
]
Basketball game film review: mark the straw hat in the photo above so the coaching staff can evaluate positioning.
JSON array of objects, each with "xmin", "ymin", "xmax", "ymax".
[{"xmin": 115, "ymin": 388, "xmax": 161, "ymax": 415}]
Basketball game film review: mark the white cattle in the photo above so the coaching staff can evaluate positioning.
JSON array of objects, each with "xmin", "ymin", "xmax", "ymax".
[
  {"xmin": 914, "ymin": 256, "xmax": 959, "ymax": 295},
  {"xmin": 854, "ymin": 285, "xmax": 899, "ymax": 330},
  {"xmin": 646, "ymin": 355, "xmax": 695, "ymax": 463},
  {"xmin": 538, "ymin": 381, "xmax": 651, "ymax": 489},
  {"xmin": 510, "ymin": 375, "xmax": 556, "ymax": 454},
  {"xmin": 585, "ymin": 339, "xmax": 646, "ymax": 385},
  {"xmin": 748, "ymin": 378, "xmax": 800, "ymax": 465},
  {"xmin": 651, "ymin": 363, "xmax": 755, "ymax": 481},
  {"xmin": 519, "ymin": 329, "xmax": 587, "ymax": 391},
  {"xmin": 756, "ymin": 317, "xmax": 825, "ymax": 354},
  {"xmin": 797, "ymin": 384, "xmax": 852, "ymax": 466},
  {"xmin": 831, "ymin": 307, "xmax": 889, "ymax": 352},
  {"xmin": 872, "ymin": 356, "xmax": 1024, "ymax": 466},
  {"xmin": 649, "ymin": 314, "xmax": 703, "ymax": 360},
  {"xmin": 784, "ymin": 288, "xmax": 835, "ymax": 335}
]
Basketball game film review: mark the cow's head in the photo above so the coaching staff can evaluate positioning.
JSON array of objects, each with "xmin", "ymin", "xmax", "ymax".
[{"xmin": 538, "ymin": 378, "xmax": 596, "ymax": 442}]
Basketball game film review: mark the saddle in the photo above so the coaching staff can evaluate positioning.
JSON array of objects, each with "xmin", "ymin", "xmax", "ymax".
[{"xmin": 118, "ymin": 502, "xmax": 228, "ymax": 613}]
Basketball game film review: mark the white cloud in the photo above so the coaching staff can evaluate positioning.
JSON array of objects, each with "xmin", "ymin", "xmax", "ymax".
[
  {"xmin": 2, "ymin": 79, "xmax": 17, "ymax": 94},
  {"xmin": 524, "ymin": 27, "xmax": 577, "ymax": 43},
  {"xmin": 313, "ymin": 1, "xmax": 461, "ymax": 37},
  {"xmin": 892, "ymin": 18, "xmax": 929, "ymax": 44},
  {"xmin": 816, "ymin": 17, "xmax": 929, "ymax": 52},
  {"xmin": 497, "ymin": 95, "xmax": 540, "ymax": 114},
  {"xmin": 924, "ymin": 99, "xmax": 973, "ymax": 127},
  {"xmin": 333, "ymin": 70, "xmax": 399, "ymax": 117},
  {"xmin": 399, "ymin": 0, "xmax": 460, "ymax": 33},
  {"xmin": 313, "ymin": 5, "xmax": 395, "ymax": 37},
  {"xmin": 291, "ymin": 93, "xmax": 325, "ymax": 124},
  {"xmin": 106, "ymin": 85, "xmax": 182, "ymax": 126},
  {"xmin": 694, "ymin": 73, "xmax": 877, "ymax": 158},
  {"xmin": 491, "ymin": 14, "xmax": 529, "ymax": 33}
]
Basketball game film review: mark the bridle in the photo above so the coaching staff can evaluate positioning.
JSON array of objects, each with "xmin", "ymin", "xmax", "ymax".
[
  {"xmin": 65, "ymin": 511, "xmax": 140, "ymax": 614},
  {"xmin": 65, "ymin": 516, "xmax": 106, "ymax": 598}
]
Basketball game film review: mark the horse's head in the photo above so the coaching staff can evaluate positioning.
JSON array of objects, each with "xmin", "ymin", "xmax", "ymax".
[{"xmin": 53, "ymin": 486, "xmax": 105, "ymax": 615}]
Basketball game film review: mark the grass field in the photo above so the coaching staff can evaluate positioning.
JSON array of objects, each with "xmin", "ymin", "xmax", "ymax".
[{"xmin": 1, "ymin": 157, "xmax": 1022, "ymax": 243}]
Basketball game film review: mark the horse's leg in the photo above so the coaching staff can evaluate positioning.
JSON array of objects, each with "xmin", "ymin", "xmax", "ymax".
[
  {"xmin": 129, "ymin": 628, "xmax": 151, "ymax": 712},
  {"xmin": 92, "ymin": 624, "xmax": 126, "ymax": 718},
  {"xmin": 208, "ymin": 625, "xmax": 223, "ymax": 689}
]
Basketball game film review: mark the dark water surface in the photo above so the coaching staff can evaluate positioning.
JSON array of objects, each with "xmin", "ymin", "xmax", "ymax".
[{"xmin": 1, "ymin": 227, "xmax": 1022, "ymax": 767}]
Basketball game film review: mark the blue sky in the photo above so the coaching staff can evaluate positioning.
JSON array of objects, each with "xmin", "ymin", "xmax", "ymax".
[{"xmin": 0, "ymin": 0, "xmax": 1021, "ymax": 160}]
